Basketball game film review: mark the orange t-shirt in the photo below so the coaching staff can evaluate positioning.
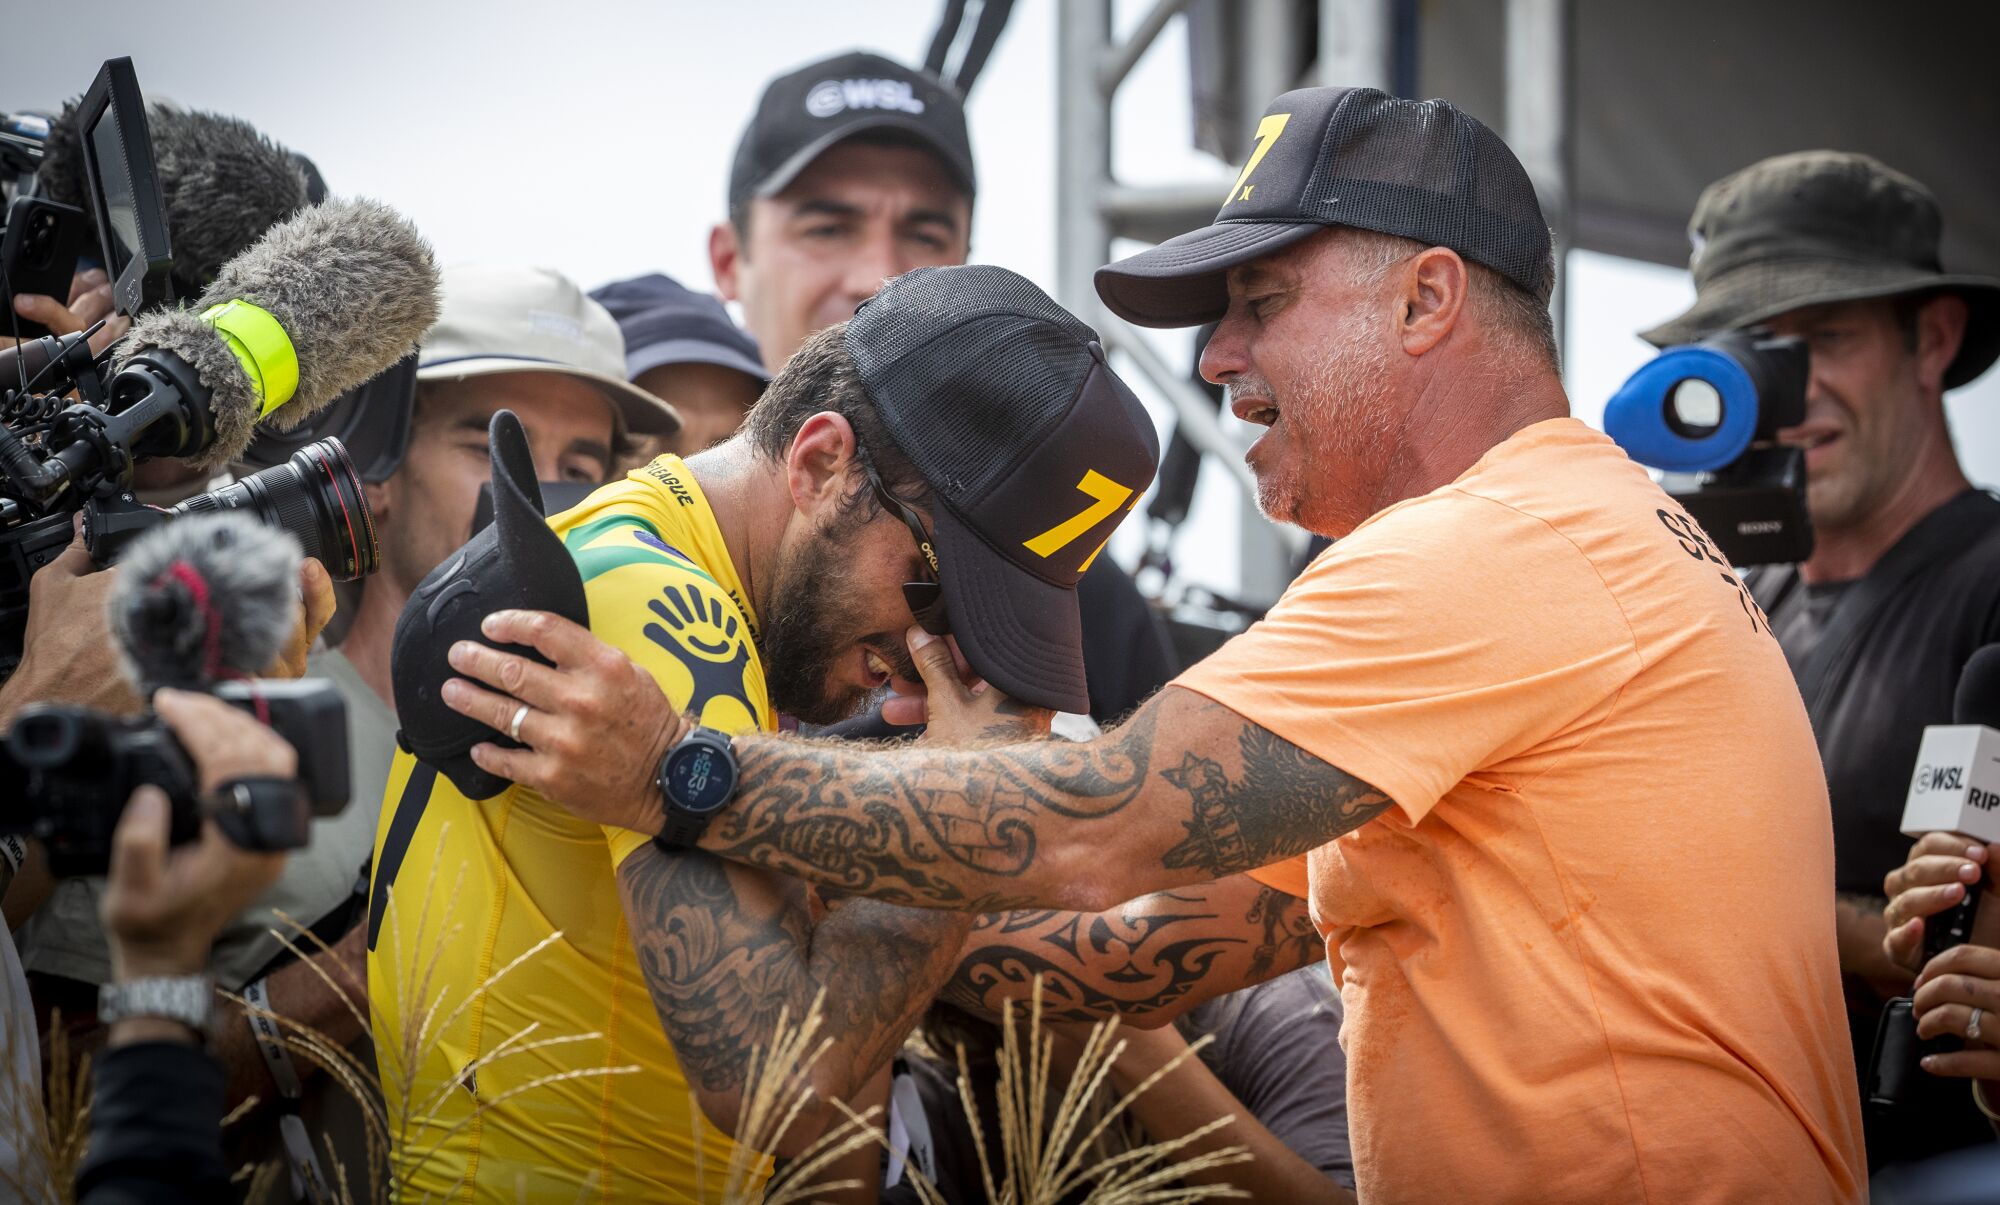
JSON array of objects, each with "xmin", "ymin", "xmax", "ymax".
[{"xmin": 1176, "ymin": 418, "xmax": 1864, "ymax": 1204}]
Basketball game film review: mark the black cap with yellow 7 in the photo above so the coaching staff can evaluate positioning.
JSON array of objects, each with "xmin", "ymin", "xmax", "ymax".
[
  {"xmin": 846, "ymin": 265, "xmax": 1160, "ymax": 715},
  {"xmin": 1095, "ymin": 85, "xmax": 1554, "ymax": 327}
]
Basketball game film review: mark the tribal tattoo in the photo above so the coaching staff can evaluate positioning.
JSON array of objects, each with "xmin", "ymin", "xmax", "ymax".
[
  {"xmin": 704, "ymin": 687, "xmax": 1392, "ymax": 912},
  {"xmin": 616, "ymin": 844, "xmax": 969, "ymax": 1122},
  {"xmin": 939, "ymin": 876, "xmax": 1324, "ymax": 1024}
]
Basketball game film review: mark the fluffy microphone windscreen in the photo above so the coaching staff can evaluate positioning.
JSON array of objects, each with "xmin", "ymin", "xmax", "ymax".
[
  {"xmin": 107, "ymin": 512, "xmax": 302, "ymax": 693},
  {"xmin": 122, "ymin": 197, "xmax": 440, "ymax": 471},
  {"xmin": 41, "ymin": 101, "xmax": 312, "ymax": 297}
]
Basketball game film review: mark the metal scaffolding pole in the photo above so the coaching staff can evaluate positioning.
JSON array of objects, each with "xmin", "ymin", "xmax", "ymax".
[
  {"xmin": 1318, "ymin": 0, "xmax": 1393, "ymax": 91},
  {"xmin": 1054, "ymin": 0, "xmax": 1330, "ymax": 606},
  {"xmin": 1505, "ymin": 0, "xmax": 1572, "ymax": 361}
]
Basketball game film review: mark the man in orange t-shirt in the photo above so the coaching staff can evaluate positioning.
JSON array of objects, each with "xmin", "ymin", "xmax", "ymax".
[{"xmin": 438, "ymin": 88, "xmax": 1866, "ymax": 1202}]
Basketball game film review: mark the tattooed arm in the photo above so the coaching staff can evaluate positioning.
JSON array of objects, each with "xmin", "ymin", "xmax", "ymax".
[
  {"xmin": 942, "ymin": 874, "xmax": 1323, "ymax": 1026},
  {"xmin": 618, "ymin": 846, "xmax": 970, "ymax": 1157},
  {"xmin": 702, "ymin": 685, "xmax": 1391, "ymax": 912},
  {"xmin": 445, "ymin": 614, "xmax": 1394, "ymax": 913}
]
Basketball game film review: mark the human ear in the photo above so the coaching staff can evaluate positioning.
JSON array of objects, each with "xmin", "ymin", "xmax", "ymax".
[
  {"xmin": 710, "ymin": 221, "xmax": 743, "ymax": 302},
  {"xmin": 1397, "ymin": 247, "xmax": 1469, "ymax": 356},
  {"xmin": 1914, "ymin": 292, "xmax": 1969, "ymax": 392},
  {"xmin": 783, "ymin": 411, "xmax": 861, "ymax": 521}
]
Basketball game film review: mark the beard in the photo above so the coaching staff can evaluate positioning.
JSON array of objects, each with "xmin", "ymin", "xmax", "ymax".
[
  {"xmin": 1240, "ymin": 312, "xmax": 1399, "ymax": 533},
  {"xmin": 757, "ymin": 518, "xmax": 920, "ymax": 725}
]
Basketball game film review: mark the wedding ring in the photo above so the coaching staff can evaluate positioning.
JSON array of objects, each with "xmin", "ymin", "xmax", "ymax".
[{"xmin": 508, "ymin": 704, "xmax": 530, "ymax": 742}]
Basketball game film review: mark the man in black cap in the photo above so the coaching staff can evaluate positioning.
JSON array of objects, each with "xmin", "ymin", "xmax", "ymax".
[
  {"xmin": 592, "ymin": 272, "xmax": 770, "ymax": 455},
  {"xmin": 377, "ymin": 264, "xmax": 1160, "ymax": 1198},
  {"xmin": 712, "ymin": 49, "xmax": 975, "ymax": 376},
  {"xmin": 443, "ymin": 88, "xmax": 1866, "ymax": 1201},
  {"xmin": 1640, "ymin": 150, "xmax": 2000, "ymax": 1167},
  {"xmin": 679, "ymin": 48, "xmax": 1175, "ymax": 726}
]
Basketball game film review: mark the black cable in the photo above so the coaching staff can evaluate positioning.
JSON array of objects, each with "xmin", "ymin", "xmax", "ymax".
[
  {"xmin": 949, "ymin": 0, "xmax": 1015, "ymax": 97},
  {"xmin": 924, "ymin": 0, "xmax": 970, "ymax": 79}
]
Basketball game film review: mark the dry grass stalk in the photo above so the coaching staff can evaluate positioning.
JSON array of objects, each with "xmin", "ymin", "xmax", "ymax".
[
  {"xmin": 940, "ymin": 981, "xmax": 1252, "ymax": 1205},
  {"xmin": 1, "ymin": 1002, "xmax": 87, "ymax": 1205},
  {"xmin": 685, "ymin": 987, "xmax": 895, "ymax": 1204}
]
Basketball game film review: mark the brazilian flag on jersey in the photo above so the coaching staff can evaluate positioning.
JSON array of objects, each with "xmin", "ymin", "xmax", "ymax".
[{"xmin": 367, "ymin": 456, "xmax": 775, "ymax": 1202}]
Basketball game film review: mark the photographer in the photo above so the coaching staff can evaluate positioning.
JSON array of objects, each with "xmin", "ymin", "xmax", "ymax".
[
  {"xmin": 1639, "ymin": 151, "xmax": 2000, "ymax": 1167},
  {"xmin": 72, "ymin": 687, "xmax": 292, "ymax": 1205}
]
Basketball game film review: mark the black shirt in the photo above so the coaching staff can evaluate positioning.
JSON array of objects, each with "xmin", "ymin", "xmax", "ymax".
[
  {"xmin": 1750, "ymin": 487, "xmax": 2000, "ymax": 1168},
  {"xmin": 1754, "ymin": 491, "xmax": 2000, "ymax": 900},
  {"xmin": 76, "ymin": 1042, "xmax": 232, "ymax": 1205}
]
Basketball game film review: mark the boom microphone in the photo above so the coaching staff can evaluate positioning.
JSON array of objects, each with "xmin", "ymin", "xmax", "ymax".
[
  {"xmin": 116, "ymin": 196, "xmax": 440, "ymax": 472},
  {"xmin": 106, "ymin": 512, "xmax": 300, "ymax": 692},
  {"xmin": 1900, "ymin": 644, "xmax": 2000, "ymax": 959},
  {"xmin": 38, "ymin": 100, "xmax": 311, "ymax": 297}
]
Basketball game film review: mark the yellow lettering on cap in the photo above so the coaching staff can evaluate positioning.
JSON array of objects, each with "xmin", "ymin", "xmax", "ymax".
[{"xmin": 1227, "ymin": 113, "xmax": 1291, "ymax": 206}]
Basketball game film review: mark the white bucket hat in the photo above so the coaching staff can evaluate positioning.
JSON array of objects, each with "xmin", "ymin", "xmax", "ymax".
[{"xmin": 417, "ymin": 264, "xmax": 682, "ymax": 436}]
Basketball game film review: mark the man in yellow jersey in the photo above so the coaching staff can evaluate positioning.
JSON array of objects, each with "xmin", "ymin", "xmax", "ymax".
[{"xmin": 371, "ymin": 263, "xmax": 1160, "ymax": 1201}]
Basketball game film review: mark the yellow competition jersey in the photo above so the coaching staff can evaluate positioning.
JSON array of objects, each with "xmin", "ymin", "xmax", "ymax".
[{"xmin": 367, "ymin": 457, "xmax": 774, "ymax": 1202}]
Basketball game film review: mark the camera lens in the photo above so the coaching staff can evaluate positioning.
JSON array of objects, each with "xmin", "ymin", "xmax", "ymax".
[
  {"xmin": 169, "ymin": 437, "xmax": 380, "ymax": 580},
  {"xmin": 8, "ymin": 709, "xmax": 86, "ymax": 767},
  {"xmin": 1665, "ymin": 379, "xmax": 1723, "ymax": 439}
]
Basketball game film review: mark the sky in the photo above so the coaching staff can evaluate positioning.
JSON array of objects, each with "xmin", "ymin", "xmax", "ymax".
[{"xmin": 12, "ymin": 0, "xmax": 1996, "ymax": 604}]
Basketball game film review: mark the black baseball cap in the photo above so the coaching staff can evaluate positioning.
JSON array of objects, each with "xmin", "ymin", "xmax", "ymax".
[
  {"xmin": 391, "ymin": 410, "xmax": 590, "ymax": 801},
  {"xmin": 728, "ymin": 50, "xmax": 975, "ymax": 218},
  {"xmin": 590, "ymin": 273, "xmax": 770, "ymax": 385},
  {"xmin": 1095, "ymin": 86, "xmax": 1553, "ymax": 328},
  {"xmin": 849, "ymin": 266, "xmax": 1159, "ymax": 715}
]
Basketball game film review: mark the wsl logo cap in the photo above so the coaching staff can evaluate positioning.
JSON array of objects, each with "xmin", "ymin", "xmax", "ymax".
[
  {"xmin": 847, "ymin": 265, "xmax": 1160, "ymax": 715},
  {"xmin": 1095, "ymin": 86, "xmax": 1554, "ymax": 328},
  {"xmin": 727, "ymin": 50, "xmax": 975, "ymax": 216}
]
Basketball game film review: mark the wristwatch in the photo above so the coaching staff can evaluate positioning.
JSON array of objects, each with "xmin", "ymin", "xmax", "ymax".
[
  {"xmin": 653, "ymin": 726, "xmax": 740, "ymax": 851},
  {"xmin": 98, "ymin": 975, "xmax": 215, "ymax": 1040}
]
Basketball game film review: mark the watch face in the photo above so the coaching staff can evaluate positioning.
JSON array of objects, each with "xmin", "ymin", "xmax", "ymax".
[{"xmin": 666, "ymin": 739, "xmax": 735, "ymax": 814}]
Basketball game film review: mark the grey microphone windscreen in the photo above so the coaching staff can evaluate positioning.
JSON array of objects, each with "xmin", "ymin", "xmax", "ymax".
[
  {"xmin": 41, "ymin": 101, "xmax": 312, "ymax": 297},
  {"xmin": 106, "ymin": 512, "xmax": 302, "ymax": 693},
  {"xmin": 121, "ymin": 197, "xmax": 440, "ymax": 471}
]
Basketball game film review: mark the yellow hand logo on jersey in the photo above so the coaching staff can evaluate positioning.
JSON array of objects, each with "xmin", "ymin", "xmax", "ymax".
[{"xmin": 644, "ymin": 583, "xmax": 757, "ymax": 731}]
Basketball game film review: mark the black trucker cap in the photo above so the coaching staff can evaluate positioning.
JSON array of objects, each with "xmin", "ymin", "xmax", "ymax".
[
  {"xmin": 1095, "ymin": 86, "xmax": 1552, "ymax": 328},
  {"xmin": 728, "ymin": 50, "xmax": 975, "ymax": 217},
  {"xmin": 850, "ymin": 265, "xmax": 1160, "ymax": 715},
  {"xmin": 390, "ymin": 410, "xmax": 589, "ymax": 800}
]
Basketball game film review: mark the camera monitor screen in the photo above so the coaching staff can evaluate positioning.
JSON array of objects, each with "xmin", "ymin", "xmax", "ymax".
[{"xmin": 75, "ymin": 58, "xmax": 171, "ymax": 316}]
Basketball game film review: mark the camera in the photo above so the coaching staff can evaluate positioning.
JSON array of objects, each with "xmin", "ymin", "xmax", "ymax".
[
  {"xmin": 0, "ymin": 678, "xmax": 349, "ymax": 875},
  {"xmin": 0, "ymin": 57, "xmax": 383, "ymax": 676},
  {"xmin": 1603, "ymin": 328, "xmax": 1812, "ymax": 565}
]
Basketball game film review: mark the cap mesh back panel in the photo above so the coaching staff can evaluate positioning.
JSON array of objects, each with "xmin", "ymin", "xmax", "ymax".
[
  {"xmin": 849, "ymin": 266, "xmax": 1097, "ymax": 504},
  {"xmin": 1300, "ymin": 92, "xmax": 1553, "ymax": 302}
]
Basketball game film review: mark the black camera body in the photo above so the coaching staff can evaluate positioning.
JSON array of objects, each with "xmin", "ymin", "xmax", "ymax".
[
  {"xmin": 0, "ymin": 678, "xmax": 349, "ymax": 875},
  {"xmin": 1604, "ymin": 329, "xmax": 1814, "ymax": 566}
]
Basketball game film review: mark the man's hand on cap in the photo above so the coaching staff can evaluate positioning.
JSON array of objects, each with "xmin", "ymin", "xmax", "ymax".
[
  {"xmin": 441, "ymin": 610, "xmax": 687, "ymax": 835},
  {"xmin": 894, "ymin": 625, "xmax": 1053, "ymax": 745}
]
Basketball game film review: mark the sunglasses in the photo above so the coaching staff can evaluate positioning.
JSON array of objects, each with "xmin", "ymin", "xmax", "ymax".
[{"xmin": 860, "ymin": 459, "xmax": 951, "ymax": 636}]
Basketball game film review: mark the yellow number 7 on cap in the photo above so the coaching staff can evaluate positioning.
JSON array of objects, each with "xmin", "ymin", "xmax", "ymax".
[
  {"xmin": 1024, "ymin": 470, "xmax": 1134, "ymax": 571},
  {"xmin": 1228, "ymin": 112, "xmax": 1291, "ymax": 204}
]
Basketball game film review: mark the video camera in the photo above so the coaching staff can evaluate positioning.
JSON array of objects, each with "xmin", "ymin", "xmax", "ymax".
[
  {"xmin": 1, "ymin": 507, "xmax": 351, "ymax": 875},
  {"xmin": 0, "ymin": 58, "xmax": 381, "ymax": 677},
  {"xmin": 1604, "ymin": 328, "xmax": 1812, "ymax": 566},
  {"xmin": 2, "ymin": 679, "xmax": 349, "ymax": 875}
]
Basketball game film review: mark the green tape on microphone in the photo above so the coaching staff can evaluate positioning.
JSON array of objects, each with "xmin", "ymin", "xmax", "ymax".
[{"xmin": 201, "ymin": 299, "xmax": 299, "ymax": 415}]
